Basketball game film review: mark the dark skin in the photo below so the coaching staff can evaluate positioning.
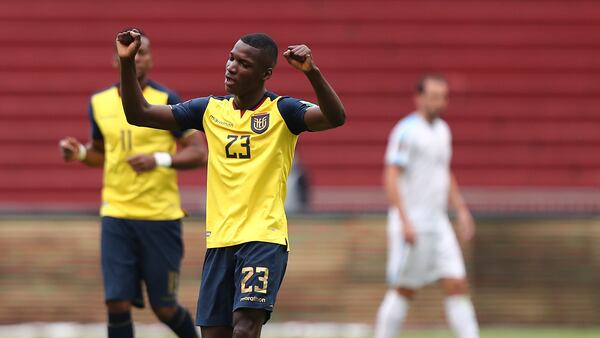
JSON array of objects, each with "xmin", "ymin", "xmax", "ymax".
[
  {"xmin": 116, "ymin": 29, "xmax": 346, "ymax": 338},
  {"xmin": 60, "ymin": 34, "xmax": 207, "ymax": 171},
  {"xmin": 58, "ymin": 33, "xmax": 207, "ymax": 324},
  {"xmin": 59, "ymin": 132, "xmax": 207, "ymax": 171},
  {"xmin": 116, "ymin": 30, "xmax": 345, "ymax": 132}
]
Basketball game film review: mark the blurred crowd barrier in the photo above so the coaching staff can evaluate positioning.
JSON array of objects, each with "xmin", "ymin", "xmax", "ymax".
[{"xmin": 1, "ymin": 216, "xmax": 598, "ymax": 326}]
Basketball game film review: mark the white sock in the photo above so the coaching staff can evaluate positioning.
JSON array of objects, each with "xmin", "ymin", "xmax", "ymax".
[
  {"xmin": 374, "ymin": 290, "xmax": 409, "ymax": 338},
  {"xmin": 445, "ymin": 295, "xmax": 480, "ymax": 338}
]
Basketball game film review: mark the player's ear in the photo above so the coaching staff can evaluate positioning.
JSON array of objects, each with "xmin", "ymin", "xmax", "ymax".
[
  {"xmin": 413, "ymin": 93, "xmax": 422, "ymax": 108},
  {"xmin": 263, "ymin": 67, "xmax": 273, "ymax": 81},
  {"xmin": 148, "ymin": 54, "xmax": 154, "ymax": 70}
]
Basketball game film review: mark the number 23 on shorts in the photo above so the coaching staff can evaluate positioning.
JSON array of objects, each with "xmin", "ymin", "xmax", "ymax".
[{"xmin": 241, "ymin": 267, "xmax": 269, "ymax": 294}]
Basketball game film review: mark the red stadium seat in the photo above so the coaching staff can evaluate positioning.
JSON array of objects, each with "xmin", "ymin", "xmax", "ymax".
[{"xmin": 1, "ymin": 0, "xmax": 600, "ymax": 208}]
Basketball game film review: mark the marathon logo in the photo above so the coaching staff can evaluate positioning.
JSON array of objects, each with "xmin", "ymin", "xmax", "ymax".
[{"xmin": 240, "ymin": 296, "xmax": 267, "ymax": 303}]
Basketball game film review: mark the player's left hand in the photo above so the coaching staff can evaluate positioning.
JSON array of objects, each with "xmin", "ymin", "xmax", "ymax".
[
  {"xmin": 457, "ymin": 208, "xmax": 475, "ymax": 242},
  {"xmin": 127, "ymin": 154, "xmax": 157, "ymax": 173},
  {"xmin": 283, "ymin": 45, "xmax": 316, "ymax": 73}
]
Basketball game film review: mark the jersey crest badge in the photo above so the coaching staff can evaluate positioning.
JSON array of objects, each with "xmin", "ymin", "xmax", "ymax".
[{"xmin": 251, "ymin": 113, "xmax": 269, "ymax": 134}]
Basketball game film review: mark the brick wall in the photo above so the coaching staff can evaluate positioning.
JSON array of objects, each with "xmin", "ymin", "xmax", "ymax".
[{"xmin": 1, "ymin": 217, "xmax": 598, "ymax": 325}]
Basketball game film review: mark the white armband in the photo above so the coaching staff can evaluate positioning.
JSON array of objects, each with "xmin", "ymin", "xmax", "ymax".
[
  {"xmin": 153, "ymin": 152, "xmax": 173, "ymax": 168},
  {"xmin": 77, "ymin": 143, "xmax": 87, "ymax": 161}
]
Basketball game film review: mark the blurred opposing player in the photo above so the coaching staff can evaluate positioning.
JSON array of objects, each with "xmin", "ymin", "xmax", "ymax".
[
  {"xmin": 115, "ymin": 29, "xmax": 345, "ymax": 338},
  {"xmin": 375, "ymin": 75, "xmax": 479, "ymax": 338},
  {"xmin": 59, "ymin": 30, "xmax": 206, "ymax": 338}
]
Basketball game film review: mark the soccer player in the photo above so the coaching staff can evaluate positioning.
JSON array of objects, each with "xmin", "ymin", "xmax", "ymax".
[
  {"xmin": 115, "ymin": 29, "xmax": 345, "ymax": 338},
  {"xmin": 375, "ymin": 75, "xmax": 479, "ymax": 338},
  {"xmin": 59, "ymin": 30, "xmax": 206, "ymax": 338}
]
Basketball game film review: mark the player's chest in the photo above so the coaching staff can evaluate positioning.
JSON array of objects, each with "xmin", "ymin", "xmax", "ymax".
[
  {"xmin": 203, "ymin": 109, "xmax": 288, "ymax": 160},
  {"xmin": 411, "ymin": 127, "xmax": 451, "ymax": 164},
  {"xmin": 93, "ymin": 100, "xmax": 170, "ymax": 149}
]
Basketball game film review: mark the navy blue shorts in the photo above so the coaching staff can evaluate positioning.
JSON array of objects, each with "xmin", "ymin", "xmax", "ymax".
[
  {"xmin": 196, "ymin": 241, "xmax": 288, "ymax": 327},
  {"xmin": 101, "ymin": 216, "xmax": 183, "ymax": 308}
]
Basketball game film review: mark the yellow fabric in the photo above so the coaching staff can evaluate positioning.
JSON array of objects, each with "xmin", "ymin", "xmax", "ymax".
[
  {"xmin": 203, "ymin": 96, "xmax": 298, "ymax": 249},
  {"xmin": 91, "ymin": 85, "xmax": 184, "ymax": 220}
]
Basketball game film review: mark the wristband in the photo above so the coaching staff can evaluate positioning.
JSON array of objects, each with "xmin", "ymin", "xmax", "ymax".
[
  {"xmin": 77, "ymin": 143, "xmax": 87, "ymax": 161},
  {"xmin": 154, "ymin": 152, "xmax": 172, "ymax": 168}
]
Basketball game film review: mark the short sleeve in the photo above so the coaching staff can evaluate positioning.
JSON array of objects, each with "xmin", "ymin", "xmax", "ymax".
[
  {"xmin": 170, "ymin": 129, "xmax": 184, "ymax": 138},
  {"xmin": 170, "ymin": 97, "xmax": 210, "ymax": 131},
  {"xmin": 277, "ymin": 97, "xmax": 313, "ymax": 135},
  {"xmin": 164, "ymin": 91, "xmax": 188, "ymax": 138},
  {"xmin": 166, "ymin": 91, "xmax": 182, "ymax": 106},
  {"xmin": 88, "ymin": 101, "xmax": 103, "ymax": 141},
  {"xmin": 385, "ymin": 123, "xmax": 412, "ymax": 167}
]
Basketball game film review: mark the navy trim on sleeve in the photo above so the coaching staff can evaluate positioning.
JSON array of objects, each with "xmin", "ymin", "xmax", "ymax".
[
  {"xmin": 170, "ymin": 97, "xmax": 210, "ymax": 131},
  {"xmin": 170, "ymin": 129, "xmax": 184, "ymax": 139},
  {"xmin": 167, "ymin": 92, "xmax": 182, "ymax": 105},
  {"xmin": 146, "ymin": 81, "xmax": 189, "ymax": 138},
  {"xmin": 277, "ymin": 96, "xmax": 311, "ymax": 135},
  {"xmin": 88, "ymin": 101, "xmax": 104, "ymax": 141}
]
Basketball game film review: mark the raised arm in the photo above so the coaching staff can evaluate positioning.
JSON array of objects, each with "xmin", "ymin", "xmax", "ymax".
[
  {"xmin": 283, "ymin": 45, "xmax": 346, "ymax": 131},
  {"xmin": 116, "ymin": 30, "xmax": 179, "ymax": 130}
]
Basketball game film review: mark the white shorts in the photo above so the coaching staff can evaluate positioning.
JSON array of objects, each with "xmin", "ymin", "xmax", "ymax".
[{"xmin": 386, "ymin": 213, "xmax": 466, "ymax": 289}]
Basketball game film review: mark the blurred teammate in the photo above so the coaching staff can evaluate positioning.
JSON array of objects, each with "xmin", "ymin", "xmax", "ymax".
[
  {"xmin": 375, "ymin": 75, "xmax": 479, "ymax": 338},
  {"xmin": 115, "ymin": 29, "xmax": 345, "ymax": 338},
  {"xmin": 59, "ymin": 30, "xmax": 206, "ymax": 338}
]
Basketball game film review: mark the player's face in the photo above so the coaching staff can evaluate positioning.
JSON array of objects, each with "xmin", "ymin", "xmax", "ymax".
[
  {"xmin": 416, "ymin": 79, "xmax": 449, "ymax": 119},
  {"xmin": 225, "ymin": 40, "xmax": 271, "ymax": 96},
  {"xmin": 134, "ymin": 37, "xmax": 153, "ymax": 81}
]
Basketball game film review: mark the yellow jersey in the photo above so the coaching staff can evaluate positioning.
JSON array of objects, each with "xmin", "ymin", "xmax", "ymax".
[
  {"xmin": 90, "ymin": 80, "xmax": 188, "ymax": 220},
  {"xmin": 170, "ymin": 92, "xmax": 314, "ymax": 248}
]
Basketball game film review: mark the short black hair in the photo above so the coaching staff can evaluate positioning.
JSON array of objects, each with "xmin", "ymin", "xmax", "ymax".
[
  {"xmin": 240, "ymin": 33, "xmax": 278, "ymax": 68},
  {"xmin": 416, "ymin": 74, "xmax": 447, "ymax": 94}
]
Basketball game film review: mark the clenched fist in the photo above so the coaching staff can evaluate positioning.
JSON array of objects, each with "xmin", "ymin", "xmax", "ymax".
[
  {"xmin": 59, "ymin": 137, "xmax": 84, "ymax": 162},
  {"xmin": 283, "ymin": 45, "xmax": 317, "ymax": 73},
  {"xmin": 116, "ymin": 29, "xmax": 142, "ymax": 59}
]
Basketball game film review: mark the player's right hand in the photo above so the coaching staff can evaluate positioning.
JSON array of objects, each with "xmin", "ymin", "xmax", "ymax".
[
  {"xmin": 403, "ymin": 222, "xmax": 417, "ymax": 246},
  {"xmin": 115, "ymin": 29, "xmax": 142, "ymax": 59},
  {"xmin": 58, "ymin": 137, "xmax": 82, "ymax": 162}
]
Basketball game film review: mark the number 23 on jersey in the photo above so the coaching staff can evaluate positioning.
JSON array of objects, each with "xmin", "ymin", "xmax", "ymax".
[{"xmin": 225, "ymin": 134, "xmax": 251, "ymax": 159}]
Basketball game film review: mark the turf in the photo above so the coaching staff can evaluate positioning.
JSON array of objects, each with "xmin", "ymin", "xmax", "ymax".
[
  {"xmin": 396, "ymin": 328, "xmax": 600, "ymax": 338},
  {"xmin": 3, "ymin": 328, "xmax": 600, "ymax": 338}
]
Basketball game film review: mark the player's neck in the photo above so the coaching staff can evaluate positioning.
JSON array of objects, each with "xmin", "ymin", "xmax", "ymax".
[
  {"xmin": 138, "ymin": 75, "xmax": 149, "ymax": 89},
  {"xmin": 234, "ymin": 89, "xmax": 267, "ymax": 111},
  {"xmin": 417, "ymin": 110, "xmax": 435, "ymax": 124}
]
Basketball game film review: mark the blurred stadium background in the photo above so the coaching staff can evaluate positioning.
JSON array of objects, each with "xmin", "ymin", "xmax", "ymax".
[{"xmin": 1, "ymin": 0, "xmax": 600, "ymax": 337}]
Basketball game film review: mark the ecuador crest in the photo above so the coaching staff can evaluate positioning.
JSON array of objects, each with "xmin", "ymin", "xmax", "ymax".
[{"xmin": 251, "ymin": 113, "xmax": 269, "ymax": 134}]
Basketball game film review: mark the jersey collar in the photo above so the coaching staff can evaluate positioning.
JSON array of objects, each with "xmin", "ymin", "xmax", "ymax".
[{"xmin": 233, "ymin": 92, "xmax": 273, "ymax": 117}]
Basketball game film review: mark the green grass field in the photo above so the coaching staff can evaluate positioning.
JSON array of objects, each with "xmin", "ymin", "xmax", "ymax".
[
  {"xmin": 81, "ymin": 328, "xmax": 600, "ymax": 338},
  {"xmin": 398, "ymin": 328, "xmax": 600, "ymax": 338},
  {"xmin": 1, "ymin": 325, "xmax": 599, "ymax": 338},
  {"xmin": 103, "ymin": 330, "xmax": 600, "ymax": 338},
  {"xmin": 99, "ymin": 328, "xmax": 600, "ymax": 338}
]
